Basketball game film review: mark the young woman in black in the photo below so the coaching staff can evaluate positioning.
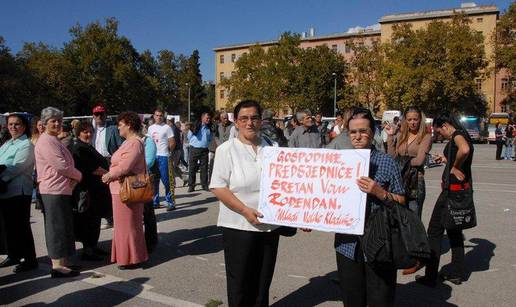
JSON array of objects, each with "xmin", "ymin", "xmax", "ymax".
[{"xmin": 416, "ymin": 111, "xmax": 474, "ymax": 287}]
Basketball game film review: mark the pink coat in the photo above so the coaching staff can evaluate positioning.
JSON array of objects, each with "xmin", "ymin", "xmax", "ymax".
[
  {"xmin": 35, "ymin": 133, "xmax": 82, "ymax": 195},
  {"xmin": 108, "ymin": 137, "xmax": 146, "ymax": 194}
]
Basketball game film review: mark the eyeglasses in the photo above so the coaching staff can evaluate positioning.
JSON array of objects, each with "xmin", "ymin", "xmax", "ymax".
[
  {"xmin": 349, "ymin": 128, "xmax": 371, "ymax": 137},
  {"xmin": 237, "ymin": 115, "xmax": 261, "ymax": 123}
]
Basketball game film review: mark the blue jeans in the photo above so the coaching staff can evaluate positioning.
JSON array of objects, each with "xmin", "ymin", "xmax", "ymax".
[
  {"xmin": 504, "ymin": 138, "xmax": 514, "ymax": 160},
  {"xmin": 153, "ymin": 156, "xmax": 174, "ymax": 207}
]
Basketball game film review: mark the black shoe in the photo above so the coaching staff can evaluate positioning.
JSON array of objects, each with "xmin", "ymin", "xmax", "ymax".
[
  {"xmin": 81, "ymin": 253, "xmax": 104, "ymax": 261},
  {"xmin": 50, "ymin": 269, "xmax": 80, "ymax": 278},
  {"xmin": 0, "ymin": 258, "xmax": 20, "ymax": 268},
  {"xmin": 440, "ymin": 272, "xmax": 463, "ymax": 285},
  {"xmin": 13, "ymin": 261, "xmax": 38, "ymax": 273},
  {"xmin": 118, "ymin": 263, "xmax": 141, "ymax": 270},
  {"xmin": 188, "ymin": 186, "xmax": 195, "ymax": 192},
  {"xmin": 166, "ymin": 206, "xmax": 176, "ymax": 212},
  {"xmin": 67, "ymin": 265, "xmax": 82, "ymax": 271},
  {"xmin": 415, "ymin": 275, "xmax": 437, "ymax": 288},
  {"xmin": 202, "ymin": 186, "xmax": 210, "ymax": 192}
]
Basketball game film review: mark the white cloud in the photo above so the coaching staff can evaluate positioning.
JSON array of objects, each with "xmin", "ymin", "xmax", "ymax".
[{"xmin": 346, "ymin": 23, "xmax": 380, "ymax": 33}]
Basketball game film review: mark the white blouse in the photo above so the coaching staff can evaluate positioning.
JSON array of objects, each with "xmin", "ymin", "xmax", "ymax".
[{"xmin": 209, "ymin": 137, "xmax": 278, "ymax": 232}]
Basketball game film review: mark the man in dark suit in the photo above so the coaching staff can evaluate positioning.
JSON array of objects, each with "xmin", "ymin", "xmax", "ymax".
[{"xmin": 91, "ymin": 105, "xmax": 124, "ymax": 230}]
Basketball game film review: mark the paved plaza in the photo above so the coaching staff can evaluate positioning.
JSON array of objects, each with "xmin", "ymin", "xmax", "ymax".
[{"xmin": 1, "ymin": 143, "xmax": 515, "ymax": 307}]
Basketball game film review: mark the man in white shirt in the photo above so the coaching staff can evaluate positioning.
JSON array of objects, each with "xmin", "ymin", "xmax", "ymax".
[{"xmin": 148, "ymin": 108, "xmax": 176, "ymax": 210}]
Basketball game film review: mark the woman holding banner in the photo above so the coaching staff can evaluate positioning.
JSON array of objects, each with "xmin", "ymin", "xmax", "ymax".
[
  {"xmin": 210, "ymin": 100, "xmax": 280, "ymax": 307},
  {"xmin": 335, "ymin": 108, "xmax": 405, "ymax": 307}
]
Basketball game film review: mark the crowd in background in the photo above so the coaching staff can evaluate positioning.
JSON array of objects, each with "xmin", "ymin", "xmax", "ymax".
[{"xmin": 0, "ymin": 102, "xmax": 479, "ymax": 306}]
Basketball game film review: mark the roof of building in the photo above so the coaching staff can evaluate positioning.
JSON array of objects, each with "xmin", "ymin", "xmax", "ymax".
[
  {"xmin": 213, "ymin": 29, "xmax": 380, "ymax": 52},
  {"xmin": 379, "ymin": 4, "xmax": 499, "ymax": 24}
]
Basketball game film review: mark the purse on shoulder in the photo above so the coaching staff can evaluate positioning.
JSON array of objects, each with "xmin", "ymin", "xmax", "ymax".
[
  {"xmin": 119, "ymin": 142, "xmax": 154, "ymax": 205},
  {"xmin": 441, "ymin": 137, "xmax": 477, "ymax": 230}
]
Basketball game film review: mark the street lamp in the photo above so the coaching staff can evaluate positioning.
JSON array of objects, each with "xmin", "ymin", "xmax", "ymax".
[
  {"xmin": 332, "ymin": 72, "xmax": 337, "ymax": 117},
  {"xmin": 186, "ymin": 82, "xmax": 191, "ymax": 122}
]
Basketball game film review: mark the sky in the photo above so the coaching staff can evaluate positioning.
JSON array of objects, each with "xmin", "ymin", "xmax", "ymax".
[{"xmin": 0, "ymin": 0, "xmax": 511, "ymax": 82}]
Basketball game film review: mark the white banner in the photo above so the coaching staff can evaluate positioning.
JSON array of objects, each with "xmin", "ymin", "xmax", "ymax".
[{"xmin": 258, "ymin": 147, "xmax": 370, "ymax": 235}]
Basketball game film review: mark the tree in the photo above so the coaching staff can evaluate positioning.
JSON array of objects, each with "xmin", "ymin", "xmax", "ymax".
[
  {"xmin": 345, "ymin": 42, "xmax": 386, "ymax": 113},
  {"xmin": 221, "ymin": 32, "xmax": 347, "ymax": 115},
  {"xmin": 62, "ymin": 17, "xmax": 156, "ymax": 114},
  {"xmin": 178, "ymin": 50, "xmax": 205, "ymax": 119},
  {"xmin": 493, "ymin": 2, "xmax": 516, "ymax": 110},
  {"xmin": 382, "ymin": 16, "xmax": 487, "ymax": 116},
  {"xmin": 0, "ymin": 37, "xmax": 28, "ymax": 113}
]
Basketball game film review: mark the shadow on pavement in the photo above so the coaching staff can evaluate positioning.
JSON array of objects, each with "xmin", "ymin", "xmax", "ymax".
[
  {"xmin": 396, "ymin": 281, "xmax": 455, "ymax": 306},
  {"xmin": 142, "ymin": 224, "xmax": 222, "ymax": 269},
  {"xmin": 22, "ymin": 277, "xmax": 148, "ymax": 306},
  {"xmin": 441, "ymin": 237, "xmax": 496, "ymax": 281},
  {"xmin": 174, "ymin": 196, "xmax": 218, "ymax": 210},
  {"xmin": 271, "ymin": 271, "xmax": 341, "ymax": 307},
  {"xmin": 155, "ymin": 207, "xmax": 208, "ymax": 223}
]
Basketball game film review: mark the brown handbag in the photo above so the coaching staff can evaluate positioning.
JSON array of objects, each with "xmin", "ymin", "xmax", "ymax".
[{"xmin": 119, "ymin": 141, "xmax": 154, "ymax": 204}]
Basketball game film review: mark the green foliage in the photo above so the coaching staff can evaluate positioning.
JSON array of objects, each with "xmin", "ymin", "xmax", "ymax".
[
  {"xmin": 221, "ymin": 32, "xmax": 347, "ymax": 115},
  {"xmin": 382, "ymin": 15, "xmax": 487, "ymax": 116},
  {"xmin": 493, "ymin": 2, "xmax": 516, "ymax": 110}
]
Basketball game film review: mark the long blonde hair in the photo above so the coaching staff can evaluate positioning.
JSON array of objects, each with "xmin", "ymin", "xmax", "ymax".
[{"xmin": 396, "ymin": 106, "xmax": 428, "ymax": 152}]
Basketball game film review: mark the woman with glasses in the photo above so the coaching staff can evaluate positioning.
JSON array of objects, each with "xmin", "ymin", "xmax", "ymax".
[{"xmin": 210, "ymin": 100, "xmax": 280, "ymax": 307}]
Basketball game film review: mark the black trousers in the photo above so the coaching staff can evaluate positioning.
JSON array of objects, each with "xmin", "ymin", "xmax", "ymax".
[
  {"xmin": 143, "ymin": 200, "xmax": 158, "ymax": 252},
  {"xmin": 0, "ymin": 195, "xmax": 37, "ymax": 262},
  {"xmin": 424, "ymin": 197, "xmax": 465, "ymax": 280},
  {"xmin": 188, "ymin": 147, "xmax": 209, "ymax": 188},
  {"xmin": 73, "ymin": 208, "xmax": 101, "ymax": 249},
  {"xmin": 222, "ymin": 227, "xmax": 280, "ymax": 307},
  {"xmin": 336, "ymin": 242, "xmax": 396, "ymax": 307},
  {"xmin": 496, "ymin": 140, "xmax": 504, "ymax": 159}
]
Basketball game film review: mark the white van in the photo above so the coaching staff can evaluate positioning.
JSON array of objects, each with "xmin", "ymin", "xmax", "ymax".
[{"xmin": 382, "ymin": 110, "xmax": 401, "ymax": 124}]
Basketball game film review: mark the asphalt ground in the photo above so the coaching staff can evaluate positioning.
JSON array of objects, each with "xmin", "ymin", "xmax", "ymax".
[{"xmin": 1, "ymin": 143, "xmax": 515, "ymax": 307}]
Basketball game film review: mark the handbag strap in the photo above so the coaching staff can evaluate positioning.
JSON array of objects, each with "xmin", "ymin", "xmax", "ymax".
[{"xmin": 444, "ymin": 134, "xmax": 455, "ymax": 192}]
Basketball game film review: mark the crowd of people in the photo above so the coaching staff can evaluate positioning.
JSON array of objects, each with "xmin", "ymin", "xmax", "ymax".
[
  {"xmin": 0, "ymin": 101, "xmax": 477, "ymax": 307},
  {"xmin": 494, "ymin": 120, "xmax": 516, "ymax": 161}
]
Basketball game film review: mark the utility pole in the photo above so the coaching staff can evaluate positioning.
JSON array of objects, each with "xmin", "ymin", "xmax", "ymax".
[
  {"xmin": 186, "ymin": 82, "xmax": 191, "ymax": 122},
  {"xmin": 332, "ymin": 72, "xmax": 337, "ymax": 117}
]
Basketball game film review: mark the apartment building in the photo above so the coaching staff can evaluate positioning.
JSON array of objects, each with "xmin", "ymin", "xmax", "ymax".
[{"xmin": 214, "ymin": 2, "xmax": 509, "ymax": 114}]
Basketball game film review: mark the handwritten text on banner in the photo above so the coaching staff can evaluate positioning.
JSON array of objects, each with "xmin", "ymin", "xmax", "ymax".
[{"xmin": 258, "ymin": 147, "xmax": 370, "ymax": 235}]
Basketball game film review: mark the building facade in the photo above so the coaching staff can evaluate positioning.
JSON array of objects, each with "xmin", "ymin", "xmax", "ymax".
[{"xmin": 214, "ymin": 3, "xmax": 510, "ymax": 114}]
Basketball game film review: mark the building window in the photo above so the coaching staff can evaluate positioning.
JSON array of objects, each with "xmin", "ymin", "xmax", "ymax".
[
  {"xmin": 220, "ymin": 72, "xmax": 224, "ymax": 81},
  {"xmin": 477, "ymin": 17, "xmax": 483, "ymax": 23},
  {"xmin": 501, "ymin": 104, "xmax": 507, "ymax": 112},
  {"xmin": 331, "ymin": 44, "xmax": 338, "ymax": 52},
  {"xmin": 501, "ymin": 78, "xmax": 509, "ymax": 91},
  {"xmin": 220, "ymin": 54, "xmax": 224, "ymax": 64},
  {"xmin": 231, "ymin": 53, "xmax": 236, "ymax": 62},
  {"xmin": 345, "ymin": 44, "xmax": 351, "ymax": 53},
  {"xmin": 220, "ymin": 89, "xmax": 225, "ymax": 99},
  {"xmin": 476, "ymin": 79, "xmax": 482, "ymax": 91}
]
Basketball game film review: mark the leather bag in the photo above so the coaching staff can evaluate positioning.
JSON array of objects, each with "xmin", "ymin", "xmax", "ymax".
[{"xmin": 119, "ymin": 142, "xmax": 154, "ymax": 204}]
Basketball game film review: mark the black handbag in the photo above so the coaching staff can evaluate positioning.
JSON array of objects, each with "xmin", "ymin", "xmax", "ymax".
[{"xmin": 442, "ymin": 138, "xmax": 477, "ymax": 230}]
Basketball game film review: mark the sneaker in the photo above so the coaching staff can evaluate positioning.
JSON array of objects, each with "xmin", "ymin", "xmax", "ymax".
[
  {"xmin": 439, "ymin": 272, "xmax": 463, "ymax": 285},
  {"xmin": 100, "ymin": 223, "xmax": 113, "ymax": 230}
]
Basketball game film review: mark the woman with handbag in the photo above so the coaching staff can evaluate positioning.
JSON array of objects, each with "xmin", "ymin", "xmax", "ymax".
[
  {"xmin": 210, "ymin": 100, "xmax": 281, "ymax": 307},
  {"xmin": 35, "ymin": 107, "xmax": 82, "ymax": 278},
  {"xmin": 416, "ymin": 111, "xmax": 474, "ymax": 287},
  {"xmin": 69, "ymin": 121, "xmax": 110, "ymax": 261},
  {"xmin": 102, "ymin": 112, "xmax": 149, "ymax": 269},
  {"xmin": 0, "ymin": 113, "xmax": 38, "ymax": 273},
  {"xmin": 386, "ymin": 106, "xmax": 432, "ymax": 219}
]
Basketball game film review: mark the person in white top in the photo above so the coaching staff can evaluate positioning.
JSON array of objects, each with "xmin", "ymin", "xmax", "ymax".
[
  {"xmin": 147, "ymin": 108, "xmax": 176, "ymax": 210},
  {"xmin": 210, "ymin": 100, "xmax": 280, "ymax": 307}
]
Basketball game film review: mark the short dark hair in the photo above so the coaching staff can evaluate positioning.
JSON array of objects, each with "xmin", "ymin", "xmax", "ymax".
[
  {"xmin": 117, "ymin": 111, "xmax": 142, "ymax": 132},
  {"xmin": 233, "ymin": 100, "xmax": 263, "ymax": 118},
  {"xmin": 154, "ymin": 107, "xmax": 164, "ymax": 114},
  {"xmin": 7, "ymin": 113, "xmax": 32, "ymax": 139},
  {"xmin": 347, "ymin": 107, "xmax": 375, "ymax": 132},
  {"xmin": 74, "ymin": 120, "xmax": 93, "ymax": 137}
]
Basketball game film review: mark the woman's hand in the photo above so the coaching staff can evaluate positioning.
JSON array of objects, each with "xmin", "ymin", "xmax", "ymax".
[
  {"xmin": 384, "ymin": 124, "xmax": 396, "ymax": 136},
  {"xmin": 450, "ymin": 166, "xmax": 465, "ymax": 181},
  {"xmin": 433, "ymin": 154, "xmax": 447, "ymax": 164},
  {"xmin": 101, "ymin": 172, "xmax": 114, "ymax": 184},
  {"xmin": 357, "ymin": 176, "xmax": 384, "ymax": 199},
  {"xmin": 241, "ymin": 207, "xmax": 263, "ymax": 225},
  {"xmin": 93, "ymin": 167, "xmax": 108, "ymax": 176}
]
